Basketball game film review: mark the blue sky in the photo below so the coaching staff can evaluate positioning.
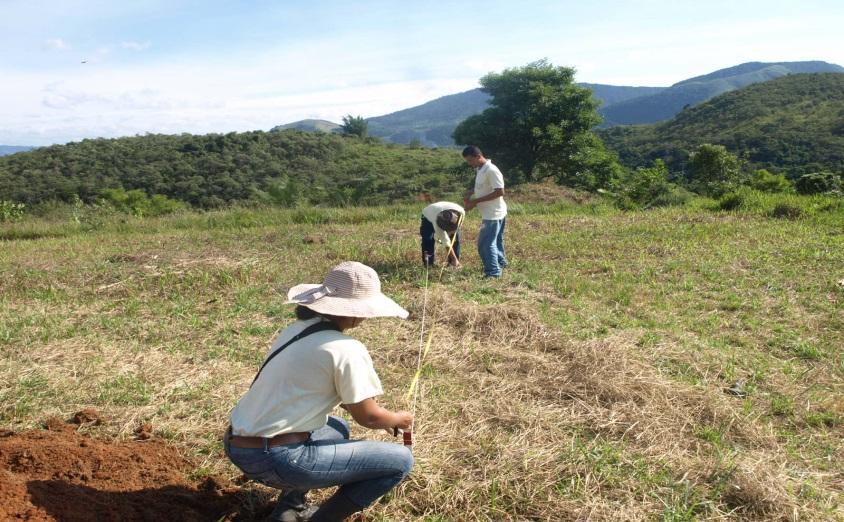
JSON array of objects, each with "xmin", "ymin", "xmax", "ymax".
[{"xmin": 2, "ymin": 0, "xmax": 842, "ymax": 145}]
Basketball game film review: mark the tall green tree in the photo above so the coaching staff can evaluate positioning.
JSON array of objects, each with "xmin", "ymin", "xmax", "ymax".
[
  {"xmin": 687, "ymin": 144, "xmax": 743, "ymax": 197},
  {"xmin": 341, "ymin": 115, "xmax": 368, "ymax": 138},
  {"xmin": 453, "ymin": 59, "xmax": 620, "ymax": 189}
]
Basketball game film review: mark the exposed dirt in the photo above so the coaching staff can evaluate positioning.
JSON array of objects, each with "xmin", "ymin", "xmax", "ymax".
[
  {"xmin": 70, "ymin": 408, "xmax": 104, "ymax": 426},
  {"xmin": 0, "ymin": 416, "xmax": 249, "ymax": 521}
]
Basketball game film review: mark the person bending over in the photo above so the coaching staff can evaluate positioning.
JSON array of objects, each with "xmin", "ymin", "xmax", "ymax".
[
  {"xmin": 420, "ymin": 201, "xmax": 464, "ymax": 268},
  {"xmin": 225, "ymin": 261, "xmax": 413, "ymax": 521}
]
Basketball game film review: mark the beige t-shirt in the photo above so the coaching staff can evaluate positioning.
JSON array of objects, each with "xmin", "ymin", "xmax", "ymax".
[{"xmin": 230, "ymin": 318, "xmax": 383, "ymax": 437}]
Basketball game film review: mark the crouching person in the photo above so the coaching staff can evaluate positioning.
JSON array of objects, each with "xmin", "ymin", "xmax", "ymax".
[
  {"xmin": 224, "ymin": 261, "xmax": 414, "ymax": 522},
  {"xmin": 420, "ymin": 201, "xmax": 464, "ymax": 268}
]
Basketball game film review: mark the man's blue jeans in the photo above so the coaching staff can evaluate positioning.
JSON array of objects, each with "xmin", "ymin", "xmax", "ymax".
[
  {"xmin": 478, "ymin": 218, "xmax": 507, "ymax": 277},
  {"xmin": 225, "ymin": 416, "xmax": 413, "ymax": 510}
]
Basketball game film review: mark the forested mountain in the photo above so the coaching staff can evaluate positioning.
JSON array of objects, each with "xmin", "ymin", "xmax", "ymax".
[
  {"xmin": 0, "ymin": 131, "xmax": 470, "ymax": 208},
  {"xmin": 0, "ymin": 145, "xmax": 35, "ymax": 156},
  {"xmin": 599, "ymin": 73, "xmax": 844, "ymax": 176},
  {"xmin": 364, "ymin": 84, "xmax": 666, "ymax": 146},
  {"xmin": 365, "ymin": 89, "xmax": 491, "ymax": 147},
  {"xmin": 599, "ymin": 61, "xmax": 844, "ymax": 126},
  {"xmin": 270, "ymin": 119, "xmax": 340, "ymax": 133},
  {"xmin": 580, "ymin": 83, "xmax": 666, "ymax": 106}
]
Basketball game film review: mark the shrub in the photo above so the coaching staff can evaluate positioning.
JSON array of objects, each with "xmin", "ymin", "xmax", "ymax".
[
  {"xmin": 769, "ymin": 202, "xmax": 804, "ymax": 219},
  {"xmin": 611, "ymin": 160, "xmax": 689, "ymax": 210},
  {"xmin": 99, "ymin": 188, "xmax": 186, "ymax": 217},
  {"xmin": 266, "ymin": 177, "xmax": 304, "ymax": 207},
  {"xmin": 0, "ymin": 200, "xmax": 25, "ymax": 222},
  {"xmin": 148, "ymin": 194, "xmax": 187, "ymax": 216},
  {"xmin": 648, "ymin": 185, "xmax": 694, "ymax": 208},
  {"xmin": 718, "ymin": 191, "xmax": 745, "ymax": 211},
  {"xmin": 795, "ymin": 172, "xmax": 842, "ymax": 195},
  {"xmin": 747, "ymin": 169, "xmax": 793, "ymax": 193}
]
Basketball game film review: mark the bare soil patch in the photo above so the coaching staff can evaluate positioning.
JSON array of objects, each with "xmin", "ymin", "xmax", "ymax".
[{"xmin": 0, "ymin": 416, "xmax": 248, "ymax": 521}]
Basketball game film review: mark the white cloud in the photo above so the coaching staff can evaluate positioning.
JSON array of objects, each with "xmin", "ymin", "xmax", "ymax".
[
  {"xmin": 43, "ymin": 38, "xmax": 69, "ymax": 51},
  {"xmin": 3, "ymin": 4, "xmax": 842, "ymax": 146},
  {"xmin": 0, "ymin": 57, "xmax": 479, "ymax": 145},
  {"xmin": 121, "ymin": 41, "xmax": 151, "ymax": 51}
]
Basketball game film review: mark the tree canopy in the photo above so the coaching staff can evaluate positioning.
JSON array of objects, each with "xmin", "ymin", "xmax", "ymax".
[
  {"xmin": 0, "ymin": 130, "xmax": 471, "ymax": 208},
  {"xmin": 688, "ymin": 144, "xmax": 743, "ymax": 197},
  {"xmin": 453, "ymin": 59, "xmax": 621, "ymax": 189},
  {"xmin": 340, "ymin": 115, "xmax": 368, "ymax": 138}
]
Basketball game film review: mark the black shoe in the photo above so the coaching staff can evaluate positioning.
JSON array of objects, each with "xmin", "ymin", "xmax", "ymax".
[
  {"xmin": 269, "ymin": 504, "xmax": 318, "ymax": 522},
  {"xmin": 268, "ymin": 490, "xmax": 312, "ymax": 522}
]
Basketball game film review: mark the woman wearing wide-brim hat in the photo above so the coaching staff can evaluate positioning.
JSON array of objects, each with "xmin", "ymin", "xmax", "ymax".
[{"xmin": 225, "ymin": 261, "xmax": 413, "ymax": 522}]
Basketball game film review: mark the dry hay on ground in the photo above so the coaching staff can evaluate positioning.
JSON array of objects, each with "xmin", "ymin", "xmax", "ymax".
[{"xmin": 388, "ymin": 289, "xmax": 809, "ymax": 520}]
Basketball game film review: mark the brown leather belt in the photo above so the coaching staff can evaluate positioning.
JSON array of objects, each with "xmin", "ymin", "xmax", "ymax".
[{"xmin": 226, "ymin": 427, "xmax": 310, "ymax": 448}]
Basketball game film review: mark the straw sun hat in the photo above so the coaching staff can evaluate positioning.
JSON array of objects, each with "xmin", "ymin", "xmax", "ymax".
[{"xmin": 286, "ymin": 261, "xmax": 409, "ymax": 319}]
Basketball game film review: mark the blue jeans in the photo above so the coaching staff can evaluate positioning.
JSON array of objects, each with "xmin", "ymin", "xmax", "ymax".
[
  {"xmin": 478, "ymin": 218, "xmax": 507, "ymax": 277},
  {"xmin": 420, "ymin": 216, "xmax": 461, "ymax": 266},
  {"xmin": 224, "ymin": 416, "xmax": 413, "ymax": 510}
]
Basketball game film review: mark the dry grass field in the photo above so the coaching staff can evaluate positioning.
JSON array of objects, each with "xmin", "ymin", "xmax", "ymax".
[{"xmin": 1, "ymin": 191, "xmax": 842, "ymax": 520}]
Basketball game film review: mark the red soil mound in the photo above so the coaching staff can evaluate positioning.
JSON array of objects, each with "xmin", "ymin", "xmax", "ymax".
[{"xmin": 0, "ymin": 422, "xmax": 246, "ymax": 521}]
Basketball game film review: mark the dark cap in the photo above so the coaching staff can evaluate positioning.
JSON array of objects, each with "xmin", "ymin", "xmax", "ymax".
[{"xmin": 436, "ymin": 209, "xmax": 461, "ymax": 232}]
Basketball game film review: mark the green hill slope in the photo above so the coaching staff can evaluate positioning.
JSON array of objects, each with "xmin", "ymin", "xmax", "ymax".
[
  {"xmin": 600, "ymin": 61, "xmax": 844, "ymax": 125},
  {"xmin": 599, "ymin": 73, "xmax": 844, "ymax": 176},
  {"xmin": 0, "ymin": 131, "xmax": 469, "ymax": 208}
]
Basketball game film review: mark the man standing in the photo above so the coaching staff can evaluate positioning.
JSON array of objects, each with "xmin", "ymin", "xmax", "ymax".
[
  {"xmin": 462, "ymin": 145, "xmax": 507, "ymax": 278},
  {"xmin": 420, "ymin": 201, "xmax": 464, "ymax": 268}
]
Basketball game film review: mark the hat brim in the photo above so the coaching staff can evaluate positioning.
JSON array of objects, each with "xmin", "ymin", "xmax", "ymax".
[{"xmin": 286, "ymin": 283, "xmax": 409, "ymax": 319}]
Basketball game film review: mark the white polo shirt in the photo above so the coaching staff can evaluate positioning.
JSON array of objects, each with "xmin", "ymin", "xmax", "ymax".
[
  {"xmin": 230, "ymin": 318, "xmax": 383, "ymax": 437},
  {"xmin": 422, "ymin": 201, "xmax": 465, "ymax": 248},
  {"xmin": 473, "ymin": 160, "xmax": 507, "ymax": 220}
]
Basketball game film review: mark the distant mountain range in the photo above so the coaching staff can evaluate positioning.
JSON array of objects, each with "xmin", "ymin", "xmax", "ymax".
[
  {"xmin": 599, "ymin": 72, "xmax": 844, "ymax": 176},
  {"xmin": 0, "ymin": 145, "xmax": 35, "ymax": 156},
  {"xmin": 274, "ymin": 60, "xmax": 843, "ymax": 147},
  {"xmin": 365, "ymin": 84, "xmax": 666, "ymax": 146},
  {"xmin": 600, "ymin": 61, "xmax": 844, "ymax": 125}
]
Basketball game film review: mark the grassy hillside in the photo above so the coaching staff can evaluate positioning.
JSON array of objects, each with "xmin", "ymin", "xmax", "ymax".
[
  {"xmin": 1, "ymin": 194, "xmax": 841, "ymax": 520},
  {"xmin": 600, "ymin": 73, "xmax": 844, "ymax": 176},
  {"xmin": 600, "ymin": 61, "xmax": 844, "ymax": 126},
  {"xmin": 0, "ymin": 130, "xmax": 471, "ymax": 208}
]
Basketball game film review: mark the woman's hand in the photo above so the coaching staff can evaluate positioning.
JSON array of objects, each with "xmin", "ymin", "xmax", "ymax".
[
  {"xmin": 392, "ymin": 410, "xmax": 413, "ymax": 430},
  {"xmin": 343, "ymin": 398, "xmax": 414, "ymax": 431}
]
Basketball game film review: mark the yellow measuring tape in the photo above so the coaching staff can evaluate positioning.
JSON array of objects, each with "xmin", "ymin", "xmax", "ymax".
[{"xmin": 405, "ymin": 212, "xmax": 465, "ymax": 405}]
